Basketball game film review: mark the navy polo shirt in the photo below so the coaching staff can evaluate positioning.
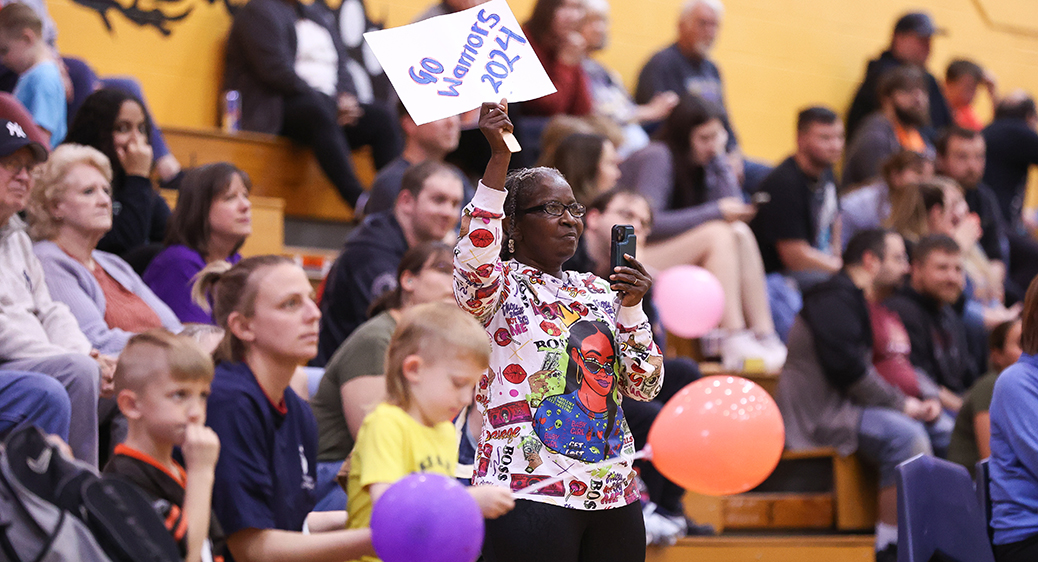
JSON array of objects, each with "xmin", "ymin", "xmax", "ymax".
[{"xmin": 207, "ymin": 361, "xmax": 318, "ymax": 547}]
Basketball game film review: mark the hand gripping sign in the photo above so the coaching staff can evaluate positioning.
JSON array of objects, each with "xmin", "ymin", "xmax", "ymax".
[{"xmin": 363, "ymin": 0, "xmax": 556, "ymax": 131}]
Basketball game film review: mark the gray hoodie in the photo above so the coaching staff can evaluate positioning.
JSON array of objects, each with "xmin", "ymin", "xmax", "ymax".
[{"xmin": 0, "ymin": 216, "xmax": 91, "ymax": 361}]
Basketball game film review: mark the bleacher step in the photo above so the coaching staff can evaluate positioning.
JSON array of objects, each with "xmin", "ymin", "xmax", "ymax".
[{"xmin": 646, "ymin": 535, "xmax": 875, "ymax": 562}]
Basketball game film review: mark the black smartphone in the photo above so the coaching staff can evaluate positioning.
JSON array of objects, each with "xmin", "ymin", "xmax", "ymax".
[{"xmin": 610, "ymin": 225, "xmax": 637, "ymax": 270}]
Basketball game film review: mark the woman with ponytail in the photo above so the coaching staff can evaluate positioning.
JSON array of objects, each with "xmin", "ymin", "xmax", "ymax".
[{"xmin": 191, "ymin": 256, "xmax": 373, "ymax": 562}]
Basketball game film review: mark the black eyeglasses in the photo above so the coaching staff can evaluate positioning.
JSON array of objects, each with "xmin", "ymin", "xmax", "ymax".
[{"xmin": 519, "ymin": 201, "xmax": 586, "ymax": 218}]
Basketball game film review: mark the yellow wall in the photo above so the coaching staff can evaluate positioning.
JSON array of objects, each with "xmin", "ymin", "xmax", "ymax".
[{"xmin": 50, "ymin": 0, "xmax": 1038, "ymax": 162}]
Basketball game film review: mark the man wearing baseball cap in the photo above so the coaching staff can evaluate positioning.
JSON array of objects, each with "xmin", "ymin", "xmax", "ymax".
[
  {"xmin": 846, "ymin": 11, "xmax": 953, "ymax": 142},
  {"xmin": 0, "ymin": 119, "xmax": 113, "ymax": 468}
]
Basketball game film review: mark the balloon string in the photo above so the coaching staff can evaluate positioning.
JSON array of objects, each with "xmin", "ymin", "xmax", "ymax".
[{"xmin": 511, "ymin": 447, "xmax": 650, "ymax": 496}]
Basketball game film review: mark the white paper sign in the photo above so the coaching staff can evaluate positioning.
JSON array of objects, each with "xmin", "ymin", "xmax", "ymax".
[{"xmin": 363, "ymin": 0, "xmax": 556, "ymax": 126}]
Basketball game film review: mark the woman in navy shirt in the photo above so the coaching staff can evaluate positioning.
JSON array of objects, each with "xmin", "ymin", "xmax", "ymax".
[{"xmin": 195, "ymin": 255, "xmax": 373, "ymax": 562}]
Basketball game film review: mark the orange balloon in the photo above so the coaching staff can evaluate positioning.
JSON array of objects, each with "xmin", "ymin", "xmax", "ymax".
[{"xmin": 647, "ymin": 376, "xmax": 785, "ymax": 496}]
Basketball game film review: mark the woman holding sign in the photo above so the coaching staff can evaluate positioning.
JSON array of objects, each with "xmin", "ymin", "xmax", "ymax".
[{"xmin": 455, "ymin": 101, "xmax": 663, "ymax": 561}]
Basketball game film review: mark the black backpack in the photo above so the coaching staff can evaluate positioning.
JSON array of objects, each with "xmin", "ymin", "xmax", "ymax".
[{"xmin": 0, "ymin": 425, "xmax": 181, "ymax": 562}]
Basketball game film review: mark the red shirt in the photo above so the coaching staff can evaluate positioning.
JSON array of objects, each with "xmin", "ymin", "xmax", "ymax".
[
  {"xmin": 521, "ymin": 28, "xmax": 592, "ymax": 117},
  {"xmin": 91, "ymin": 264, "xmax": 163, "ymax": 333},
  {"xmin": 869, "ymin": 302, "xmax": 920, "ymax": 397}
]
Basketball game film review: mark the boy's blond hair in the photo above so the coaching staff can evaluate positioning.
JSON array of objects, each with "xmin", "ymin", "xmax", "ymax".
[
  {"xmin": 0, "ymin": 3, "xmax": 41, "ymax": 37},
  {"xmin": 385, "ymin": 302, "xmax": 490, "ymax": 408},
  {"xmin": 114, "ymin": 329, "xmax": 215, "ymax": 395}
]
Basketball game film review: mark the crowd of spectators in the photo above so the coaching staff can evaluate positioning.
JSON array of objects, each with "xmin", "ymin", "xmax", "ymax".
[{"xmin": 1, "ymin": 0, "xmax": 1038, "ymax": 561}]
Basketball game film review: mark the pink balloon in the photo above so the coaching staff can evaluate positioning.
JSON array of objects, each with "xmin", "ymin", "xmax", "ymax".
[{"xmin": 652, "ymin": 265, "xmax": 725, "ymax": 338}]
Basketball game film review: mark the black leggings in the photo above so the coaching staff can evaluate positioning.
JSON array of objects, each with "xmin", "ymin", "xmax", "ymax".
[
  {"xmin": 995, "ymin": 532, "xmax": 1038, "ymax": 562},
  {"xmin": 482, "ymin": 499, "xmax": 644, "ymax": 562}
]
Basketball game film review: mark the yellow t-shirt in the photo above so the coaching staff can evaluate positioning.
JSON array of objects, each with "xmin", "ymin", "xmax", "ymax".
[{"xmin": 346, "ymin": 402, "xmax": 458, "ymax": 546}]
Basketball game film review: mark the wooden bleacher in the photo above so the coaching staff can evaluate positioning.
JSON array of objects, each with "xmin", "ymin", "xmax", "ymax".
[
  {"xmin": 163, "ymin": 126, "xmax": 377, "ymax": 222},
  {"xmin": 666, "ymin": 334, "xmax": 879, "ymax": 536}
]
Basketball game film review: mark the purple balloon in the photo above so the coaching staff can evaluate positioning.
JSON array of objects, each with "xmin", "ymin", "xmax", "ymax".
[{"xmin": 371, "ymin": 473, "xmax": 484, "ymax": 562}]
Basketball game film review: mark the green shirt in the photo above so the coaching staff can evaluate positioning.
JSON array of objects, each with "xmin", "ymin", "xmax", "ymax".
[
  {"xmin": 948, "ymin": 369, "xmax": 1000, "ymax": 474},
  {"xmin": 312, "ymin": 311, "xmax": 397, "ymax": 461}
]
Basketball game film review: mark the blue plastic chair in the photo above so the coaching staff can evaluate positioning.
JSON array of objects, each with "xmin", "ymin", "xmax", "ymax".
[
  {"xmin": 896, "ymin": 454, "xmax": 995, "ymax": 562},
  {"xmin": 976, "ymin": 459, "xmax": 993, "ymax": 542}
]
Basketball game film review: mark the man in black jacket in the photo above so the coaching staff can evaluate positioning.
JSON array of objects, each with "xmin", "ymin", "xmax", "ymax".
[
  {"xmin": 224, "ymin": 0, "xmax": 401, "ymax": 208},
  {"xmin": 884, "ymin": 234, "xmax": 978, "ymax": 413},
  {"xmin": 315, "ymin": 161, "xmax": 463, "ymax": 366},
  {"xmin": 845, "ymin": 11, "xmax": 952, "ymax": 143},
  {"xmin": 776, "ymin": 228, "xmax": 945, "ymax": 562}
]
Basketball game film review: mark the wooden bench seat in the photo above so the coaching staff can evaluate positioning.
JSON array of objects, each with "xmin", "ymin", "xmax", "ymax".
[{"xmin": 163, "ymin": 126, "xmax": 376, "ymax": 222}]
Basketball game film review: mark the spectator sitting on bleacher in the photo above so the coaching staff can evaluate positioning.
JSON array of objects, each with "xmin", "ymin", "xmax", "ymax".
[
  {"xmin": 521, "ymin": 0, "xmax": 592, "ymax": 119},
  {"xmin": 987, "ymin": 275, "xmax": 1038, "ymax": 562},
  {"xmin": 845, "ymin": 11, "xmax": 952, "ymax": 143},
  {"xmin": 843, "ymin": 66, "xmax": 933, "ymax": 189},
  {"xmin": 0, "ymin": 3, "xmax": 64, "ymax": 148},
  {"xmin": 224, "ymin": 0, "xmax": 401, "ymax": 208},
  {"xmin": 983, "ymin": 92, "xmax": 1038, "ymax": 232},
  {"xmin": 65, "ymin": 89, "xmax": 171, "ymax": 269},
  {"xmin": 776, "ymin": 228, "xmax": 947, "ymax": 562},
  {"xmin": 750, "ymin": 106, "xmax": 844, "ymax": 293},
  {"xmin": 27, "ymin": 144, "xmax": 182, "ymax": 356},
  {"xmin": 948, "ymin": 319, "xmax": 1021, "ymax": 475},
  {"xmin": 310, "ymin": 241, "xmax": 454, "ymax": 512},
  {"xmin": 841, "ymin": 150, "xmax": 933, "ymax": 249},
  {"xmin": 0, "ymin": 119, "xmax": 113, "ymax": 467},
  {"xmin": 635, "ymin": 0, "xmax": 770, "ymax": 191},
  {"xmin": 143, "ymin": 163, "xmax": 252, "ymax": 324},
  {"xmin": 541, "ymin": 132, "xmax": 620, "ymax": 206},
  {"xmin": 580, "ymin": 0, "xmax": 677, "ymax": 158},
  {"xmin": 945, "ymin": 59, "xmax": 998, "ymax": 132},
  {"xmin": 622, "ymin": 93, "xmax": 785, "ymax": 371},
  {"xmin": 315, "ymin": 160, "xmax": 463, "ymax": 366},
  {"xmin": 361, "ymin": 103, "xmax": 472, "ymax": 216},
  {"xmin": 884, "ymin": 234, "xmax": 980, "ymax": 413}
]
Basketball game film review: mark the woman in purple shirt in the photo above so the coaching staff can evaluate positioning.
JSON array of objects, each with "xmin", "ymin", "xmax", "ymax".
[{"xmin": 143, "ymin": 163, "xmax": 252, "ymax": 323}]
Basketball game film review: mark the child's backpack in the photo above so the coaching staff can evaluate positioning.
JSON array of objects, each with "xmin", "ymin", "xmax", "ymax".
[{"xmin": 0, "ymin": 425, "xmax": 181, "ymax": 562}]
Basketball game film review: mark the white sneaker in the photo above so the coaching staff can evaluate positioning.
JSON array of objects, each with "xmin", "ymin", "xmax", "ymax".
[
  {"xmin": 756, "ymin": 332, "xmax": 788, "ymax": 372},
  {"xmin": 721, "ymin": 330, "xmax": 767, "ymax": 372},
  {"xmin": 643, "ymin": 502, "xmax": 684, "ymax": 546}
]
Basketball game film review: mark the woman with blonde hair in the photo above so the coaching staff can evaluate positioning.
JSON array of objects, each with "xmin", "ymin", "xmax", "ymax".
[
  {"xmin": 29, "ymin": 143, "xmax": 181, "ymax": 356},
  {"xmin": 192, "ymin": 255, "xmax": 374, "ymax": 562}
]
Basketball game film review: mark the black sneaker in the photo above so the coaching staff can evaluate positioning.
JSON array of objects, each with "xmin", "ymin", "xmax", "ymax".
[{"xmin": 875, "ymin": 543, "xmax": 897, "ymax": 562}]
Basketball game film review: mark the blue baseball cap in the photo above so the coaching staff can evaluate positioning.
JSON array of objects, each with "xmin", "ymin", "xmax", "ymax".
[{"xmin": 0, "ymin": 120, "xmax": 47, "ymax": 162}]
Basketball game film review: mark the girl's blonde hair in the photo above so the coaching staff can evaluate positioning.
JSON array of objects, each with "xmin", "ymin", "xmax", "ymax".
[
  {"xmin": 191, "ymin": 255, "xmax": 294, "ymax": 363},
  {"xmin": 26, "ymin": 144, "xmax": 113, "ymax": 241},
  {"xmin": 384, "ymin": 302, "xmax": 490, "ymax": 407}
]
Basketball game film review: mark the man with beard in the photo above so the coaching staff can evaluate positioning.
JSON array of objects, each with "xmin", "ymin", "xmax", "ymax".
[
  {"xmin": 750, "ymin": 106, "xmax": 845, "ymax": 292},
  {"xmin": 776, "ymin": 229, "xmax": 946, "ymax": 562},
  {"xmin": 845, "ymin": 11, "xmax": 952, "ymax": 142},
  {"xmin": 935, "ymin": 126, "xmax": 1009, "ymax": 293},
  {"xmin": 884, "ymin": 234, "xmax": 979, "ymax": 413},
  {"xmin": 843, "ymin": 66, "xmax": 932, "ymax": 188},
  {"xmin": 315, "ymin": 160, "xmax": 463, "ymax": 366}
]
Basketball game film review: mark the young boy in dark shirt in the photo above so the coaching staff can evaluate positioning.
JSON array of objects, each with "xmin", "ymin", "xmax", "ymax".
[{"xmin": 103, "ymin": 329, "xmax": 224, "ymax": 562}]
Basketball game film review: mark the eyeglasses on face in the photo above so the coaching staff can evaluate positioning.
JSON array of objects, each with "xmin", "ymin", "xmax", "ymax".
[
  {"xmin": 519, "ymin": 201, "xmax": 586, "ymax": 218},
  {"xmin": 0, "ymin": 157, "xmax": 35, "ymax": 176}
]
